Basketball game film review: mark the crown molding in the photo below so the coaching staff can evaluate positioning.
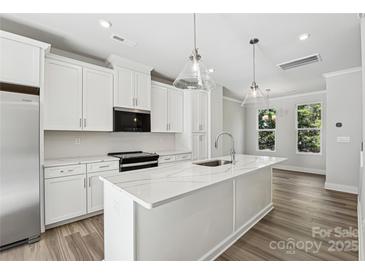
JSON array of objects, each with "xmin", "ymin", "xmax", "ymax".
[
  {"xmin": 107, "ymin": 54, "xmax": 153, "ymax": 73},
  {"xmin": 223, "ymin": 96, "xmax": 242, "ymax": 104},
  {"xmin": 323, "ymin": 67, "xmax": 362, "ymax": 78},
  {"xmin": 0, "ymin": 30, "xmax": 50, "ymax": 50}
]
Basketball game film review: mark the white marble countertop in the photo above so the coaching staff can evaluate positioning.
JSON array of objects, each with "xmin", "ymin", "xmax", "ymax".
[
  {"xmin": 100, "ymin": 154, "xmax": 286, "ymax": 209},
  {"xmin": 44, "ymin": 155, "xmax": 119, "ymax": 167},
  {"xmin": 154, "ymin": 149, "xmax": 192, "ymax": 156}
]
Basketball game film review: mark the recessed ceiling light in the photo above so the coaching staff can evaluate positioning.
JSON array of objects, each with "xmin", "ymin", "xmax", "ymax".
[
  {"xmin": 208, "ymin": 68, "xmax": 214, "ymax": 73},
  {"xmin": 99, "ymin": 19, "xmax": 112, "ymax": 29},
  {"xmin": 299, "ymin": 33, "xmax": 310, "ymax": 41}
]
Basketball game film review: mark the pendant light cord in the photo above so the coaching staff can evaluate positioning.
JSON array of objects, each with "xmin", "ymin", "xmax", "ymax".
[
  {"xmin": 253, "ymin": 42, "xmax": 256, "ymax": 83},
  {"xmin": 193, "ymin": 13, "xmax": 197, "ymax": 50}
]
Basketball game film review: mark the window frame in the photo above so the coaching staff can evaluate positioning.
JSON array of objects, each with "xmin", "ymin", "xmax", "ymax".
[
  {"xmin": 295, "ymin": 102, "xmax": 322, "ymax": 155},
  {"xmin": 256, "ymin": 107, "xmax": 277, "ymax": 153}
]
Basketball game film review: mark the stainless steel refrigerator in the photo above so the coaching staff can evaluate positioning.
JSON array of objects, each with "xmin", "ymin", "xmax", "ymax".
[{"xmin": 0, "ymin": 83, "xmax": 41, "ymax": 250}]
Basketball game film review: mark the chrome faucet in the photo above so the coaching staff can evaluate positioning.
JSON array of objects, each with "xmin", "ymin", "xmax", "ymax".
[{"xmin": 214, "ymin": 131, "xmax": 236, "ymax": 164}]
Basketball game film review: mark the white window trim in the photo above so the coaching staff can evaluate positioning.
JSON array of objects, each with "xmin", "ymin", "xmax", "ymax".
[
  {"xmin": 295, "ymin": 102, "xmax": 322, "ymax": 156},
  {"xmin": 256, "ymin": 107, "xmax": 277, "ymax": 153}
]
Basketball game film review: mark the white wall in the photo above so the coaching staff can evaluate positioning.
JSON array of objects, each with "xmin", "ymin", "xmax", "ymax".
[
  {"xmin": 223, "ymin": 98, "xmax": 245, "ymax": 155},
  {"xmin": 44, "ymin": 131, "xmax": 175, "ymax": 159},
  {"xmin": 244, "ymin": 92, "xmax": 327, "ymax": 174},
  {"xmin": 325, "ymin": 69, "xmax": 362, "ymax": 194}
]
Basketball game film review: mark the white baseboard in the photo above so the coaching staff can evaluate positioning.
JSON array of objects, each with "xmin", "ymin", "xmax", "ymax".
[
  {"xmin": 359, "ymin": 197, "xmax": 364, "ymax": 261},
  {"xmin": 325, "ymin": 182, "xmax": 358, "ymax": 194},
  {"xmin": 199, "ymin": 203, "xmax": 274, "ymax": 261},
  {"xmin": 274, "ymin": 164, "xmax": 325, "ymax": 175}
]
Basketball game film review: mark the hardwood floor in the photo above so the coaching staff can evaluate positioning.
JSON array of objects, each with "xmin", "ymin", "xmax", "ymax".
[{"xmin": 0, "ymin": 169, "xmax": 358, "ymax": 261}]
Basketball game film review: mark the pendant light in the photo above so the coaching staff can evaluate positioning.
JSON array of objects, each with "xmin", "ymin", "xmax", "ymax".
[
  {"xmin": 173, "ymin": 14, "xmax": 215, "ymax": 91},
  {"xmin": 241, "ymin": 38, "xmax": 268, "ymax": 107}
]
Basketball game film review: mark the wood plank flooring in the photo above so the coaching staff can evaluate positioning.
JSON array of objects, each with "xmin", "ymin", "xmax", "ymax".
[{"xmin": 0, "ymin": 169, "xmax": 358, "ymax": 261}]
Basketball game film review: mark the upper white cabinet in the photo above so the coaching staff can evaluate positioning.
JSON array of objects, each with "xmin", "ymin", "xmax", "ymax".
[
  {"xmin": 108, "ymin": 54, "xmax": 153, "ymax": 111},
  {"xmin": 44, "ymin": 54, "xmax": 113, "ymax": 131},
  {"xmin": 192, "ymin": 91, "xmax": 208, "ymax": 133},
  {"xmin": 114, "ymin": 68, "xmax": 151, "ymax": 110},
  {"xmin": 151, "ymin": 82, "xmax": 183, "ymax": 133},
  {"xmin": 0, "ymin": 30, "xmax": 50, "ymax": 87},
  {"xmin": 83, "ymin": 68, "xmax": 113, "ymax": 131},
  {"xmin": 45, "ymin": 59, "xmax": 83, "ymax": 130}
]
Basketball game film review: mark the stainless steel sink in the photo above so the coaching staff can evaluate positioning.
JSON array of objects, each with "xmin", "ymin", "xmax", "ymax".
[{"xmin": 194, "ymin": 159, "xmax": 232, "ymax": 167}]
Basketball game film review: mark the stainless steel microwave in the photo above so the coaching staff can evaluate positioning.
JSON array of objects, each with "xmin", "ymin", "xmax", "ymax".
[{"xmin": 113, "ymin": 107, "xmax": 151, "ymax": 132}]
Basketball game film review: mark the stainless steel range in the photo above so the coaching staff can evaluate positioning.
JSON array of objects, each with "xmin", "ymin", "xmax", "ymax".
[{"xmin": 108, "ymin": 151, "xmax": 159, "ymax": 172}]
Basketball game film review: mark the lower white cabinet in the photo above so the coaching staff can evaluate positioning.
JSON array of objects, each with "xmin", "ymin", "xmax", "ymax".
[
  {"xmin": 87, "ymin": 170, "xmax": 118, "ymax": 213},
  {"xmin": 192, "ymin": 134, "xmax": 208, "ymax": 161},
  {"xmin": 44, "ymin": 160, "xmax": 119, "ymax": 226},
  {"xmin": 45, "ymin": 174, "xmax": 87, "ymax": 225}
]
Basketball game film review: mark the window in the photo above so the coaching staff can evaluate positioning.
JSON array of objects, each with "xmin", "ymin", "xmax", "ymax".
[
  {"xmin": 257, "ymin": 108, "xmax": 276, "ymax": 151},
  {"xmin": 296, "ymin": 103, "xmax": 321, "ymax": 154}
]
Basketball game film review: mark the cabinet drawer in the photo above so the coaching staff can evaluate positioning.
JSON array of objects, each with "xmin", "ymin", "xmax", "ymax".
[
  {"xmin": 87, "ymin": 161, "xmax": 119, "ymax": 173},
  {"xmin": 159, "ymin": 155, "xmax": 176, "ymax": 163},
  {"xmin": 44, "ymin": 164, "xmax": 86, "ymax": 179},
  {"xmin": 175, "ymin": 153, "xmax": 192, "ymax": 161}
]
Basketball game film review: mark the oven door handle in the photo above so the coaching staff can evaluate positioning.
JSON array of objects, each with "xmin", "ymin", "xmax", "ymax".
[{"xmin": 121, "ymin": 160, "xmax": 158, "ymax": 168}]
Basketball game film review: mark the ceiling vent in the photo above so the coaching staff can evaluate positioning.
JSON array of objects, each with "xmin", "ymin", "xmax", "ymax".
[
  {"xmin": 277, "ymin": 54, "xmax": 322, "ymax": 70},
  {"xmin": 111, "ymin": 34, "xmax": 137, "ymax": 47}
]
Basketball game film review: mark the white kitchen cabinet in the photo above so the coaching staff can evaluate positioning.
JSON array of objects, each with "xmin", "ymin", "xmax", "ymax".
[
  {"xmin": 151, "ymin": 82, "xmax": 183, "ymax": 133},
  {"xmin": 44, "ymin": 59, "xmax": 83, "ymax": 130},
  {"xmin": 87, "ymin": 169, "xmax": 118, "ymax": 213},
  {"xmin": 151, "ymin": 84, "xmax": 168, "ymax": 132},
  {"xmin": 192, "ymin": 91, "xmax": 208, "ymax": 133},
  {"xmin": 192, "ymin": 133, "xmax": 208, "ymax": 160},
  {"xmin": 44, "ymin": 55, "xmax": 114, "ymax": 131},
  {"xmin": 82, "ymin": 68, "xmax": 113, "ymax": 131},
  {"xmin": 0, "ymin": 31, "xmax": 49, "ymax": 87},
  {"xmin": 45, "ymin": 174, "xmax": 87, "ymax": 225},
  {"xmin": 114, "ymin": 67, "xmax": 151, "ymax": 110},
  {"xmin": 168, "ymin": 88, "xmax": 184, "ymax": 132}
]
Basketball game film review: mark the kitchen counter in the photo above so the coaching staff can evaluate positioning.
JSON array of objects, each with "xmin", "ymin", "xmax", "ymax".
[
  {"xmin": 153, "ymin": 149, "xmax": 192, "ymax": 156},
  {"xmin": 100, "ymin": 154, "xmax": 285, "ymax": 209},
  {"xmin": 102, "ymin": 154, "xmax": 286, "ymax": 261},
  {"xmin": 44, "ymin": 155, "xmax": 119, "ymax": 167}
]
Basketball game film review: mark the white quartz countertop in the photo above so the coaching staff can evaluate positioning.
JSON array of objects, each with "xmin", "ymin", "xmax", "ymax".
[
  {"xmin": 44, "ymin": 155, "xmax": 119, "ymax": 167},
  {"xmin": 100, "ymin": 154, "xmax": 286, "ymax": 209},
  {"xmin": 154, "ymin": 149, "xmax": 192, "ymax": 156}
]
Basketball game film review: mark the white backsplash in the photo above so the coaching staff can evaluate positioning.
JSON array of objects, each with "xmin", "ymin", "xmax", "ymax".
[{"xmin": 44, "ymin": 131, "xmax": 176, "ymax": 159}]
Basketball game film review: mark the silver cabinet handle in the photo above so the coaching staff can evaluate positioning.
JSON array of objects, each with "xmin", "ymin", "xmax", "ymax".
[
  {"xmin": 84, "ymin": 118, "xmax": 87, "ymax": 128},
  {"xmin": 88, "ymin": 177, "xmax": 91, "ymax": 187},
  {"xmin": 136, "ymin": 98, "xmax": 138, "ymax": 106},
  {"xmin": 99, "ymin": 165, "xmax": 110, "ymax": 169},
  {"xmin": 166, "ymin": 123, "xmax": 169, "ymax": 131},
  {"xmin": 84, "ymin": 177, "xmax": 86, "ymax": 188},
  {"xmin": 79, "ymin": 118, "xmax": 82, "ymax": 128}
]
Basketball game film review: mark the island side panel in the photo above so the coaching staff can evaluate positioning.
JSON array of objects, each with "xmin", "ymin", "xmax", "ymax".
[
  {"xmin": 135, "ymin": 179, "xmax": 234, "ymax": 260},
  {"xmin": 104, "ymin": 181, "xmax": 135, "ymax": 261},
  {"xmin": 235, "ymin": 166, "xmax": 272, "ymax": 230}
]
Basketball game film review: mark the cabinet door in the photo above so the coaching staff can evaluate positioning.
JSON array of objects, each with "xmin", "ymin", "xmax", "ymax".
[
  {"xmin": 191, "ymin": 92, "xmax": 200, "ymax": 132},
  {"xmin": 115, "ymin": 67, "xmax": 134, "ymax": 108},
  {"xmin": 135, "ymin": 72, "xmax": 151, "ymax": 110},
  {"xmin": 87, "ymin": 170, "xmax": 118, "ymax": 213},
  {"xmin": 199, "ymin": 92, "xmax": 208, "ymax": 132},
  {"xmin": 44, "ymin": 59, "xmax": 83, "ymax": 130},
  {"xmin": 192, "ymin": 134, "xmax": 200, "ymax": 161},
  {"xmin": 199, "ymin": 134, "xmax": 208, "ymax": 160},
  {"xmin": 0, "ymin": 37, "xmax": 40, "ymax": 87},
  {"xmin": 45, "ymin": 175, "xmax": 87, "ymax": 225},
  {"xmin": 82, "ymin": 68, "xmax": 113, "ymax": 131},
  {"xmin": 151, "ymin": 84, "xmax": 168, "ymax": 132},
  {"xmin": 168, "ymin": 88, "xmax": 184, "ymax": 133}
]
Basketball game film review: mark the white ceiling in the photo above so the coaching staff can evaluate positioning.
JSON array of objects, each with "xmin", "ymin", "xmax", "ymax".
[{"xmin": 0, "ymin": 13, "xmax": 361, "ymax": 99}]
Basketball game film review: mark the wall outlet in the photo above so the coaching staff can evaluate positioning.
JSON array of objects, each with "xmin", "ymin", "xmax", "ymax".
[{"xmin": 74, "ymin": 137, "xmax": 81, "ymax": 145}]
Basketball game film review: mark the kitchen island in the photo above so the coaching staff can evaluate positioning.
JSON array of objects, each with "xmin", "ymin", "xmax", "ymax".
[{"xmin": 100, "ymin": 154, "xmax": 286, "ymax": 261}]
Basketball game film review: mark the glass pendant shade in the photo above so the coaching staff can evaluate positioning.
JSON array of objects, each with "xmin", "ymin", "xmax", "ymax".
[
  {"xmin": 241, "ymin": 82, "xmax": 268, "ymax": 108},
  {"xmin": 173, "ymin": 50, "xmax": 215, "ymax": 91},
  {"xmin": 173, "ymin": 14, "xmax": 215, "ymax": 92}
]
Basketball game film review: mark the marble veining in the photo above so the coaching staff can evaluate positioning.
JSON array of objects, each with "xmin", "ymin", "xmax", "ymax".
[{"xmin": 100, "ymin": 154, "xmax": 286, "ymax": 209}]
